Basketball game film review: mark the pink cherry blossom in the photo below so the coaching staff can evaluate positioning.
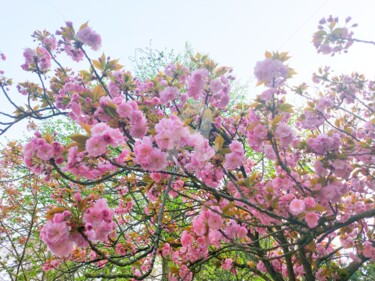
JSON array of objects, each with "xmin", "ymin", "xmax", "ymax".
[
  {"xmin": 155, "ymin": 116, "xmax": 189, "ymax": 150},
  {"xmin": 254, "ymin": 58, "xmax": 289, "ymax": 87},
  {"xmin": 224, "ymin": 140, "xmax": 245, "ymax": 170},
  {"xmin": 289, "ymin": 199, "xmax": 306, "ymax": 216},
  {"xmin": 222, "ymin": 258, "xmax": 233, "ymax": 271},
  {"xmin": 275, "ymin": 123, "xmax": 294, "ymax": 148},
  {"xmin": 187, "ymin": 69, "xmax": 208, "ymax": 99},
  {"xmin": 77, "ymin": 26, "xmax": 102, "ymax": 51},
  {"xmin": 181, "ymin": 231, "xmax": 194, "ymax": 247},
  {"xmin": 305, "ymin": 212, "xmax": 319, "ymax": 228},
  {"xmin": 83, "ymin": 199, "xmax": 115, "ymax": 242},
  {"xmin": 160, "ymin": 86, "xmax": 179, "ymax": 104}
]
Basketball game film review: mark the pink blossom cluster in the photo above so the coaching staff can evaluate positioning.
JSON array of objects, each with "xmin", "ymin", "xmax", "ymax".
[
  {"xmin": 155, "ymin": 116, "xmax": 189, "ymax": 150},
  {"xmin": 317, "ymin": 181, "xmax": 347, "ymax": 205},
  {"xmin": 307, "ymin": 133, "xmax": 340, "ymax": 154},
  {"xmin": 254, "ymin": 58, "xmax": 289, "ymax": 87},
  {"xmin": 289, "ymin": 199, "xmax": 305, "ymax": 216},
  {"xmin": 208, "ymin": 76, "xmax": 231, "ymax": 108},
  {"xmin": 164, "ymin": 63, "xmax": 189, "ymax": 83},
  {"xmin": 159, "ymin": 86, "xmax": 179, "ymax": 104},
  {"xmin": 189, "ymin": 133, "xmax": 215, "ymax": 164},
  {"xmin": 23, "ymin": 133, "xmax": 64, "ymax": 175},
  {"xmin": 85, "ymin": 123, "xmax": 125, "ymax": 157},
  {"xmin": 299, "ymin": 110, "xmax": 325, "ymax": 130},
  {"xmin": 42, "ymin": 36, "xmax": 57, "ymax": 51},
  {"xmin": 247, "ymin": 123, "xmax": 268, "ymax": 151},
  {"xmin": 77, "ymin": 26, "xmax": 102, "ymax": 51},
  {"xmin": 57, "ymin": 22, "xmax": 101, "ymax": 61},
  {"xmin": 313, "ymin": 16, "xmax": 356, "ymax": 55},
  {"xmin": 195, "ymin": 163, "xmax": 224, "ymax": 188},
  {"xmin": 363, "ymin": 241, "xmax": 375, "ymax": 261},
  {"xmin": 42, "ymin": 259, "xmax": 60, "ymax": 272},
  {"xmin": 83, "ymin": 199, "xmax": 115, "ymax": 241},
  {"xmin": 116, "ymin": 99, "xmax": 148, "ymax": 138},
  {"xmin": 64, "ymin": 146, "xmax": 116, "ymax": 179},
  {"xmin": 40, "ymin": 211, "xmax": 87, "ymax": 257},
  {"xmin": 115, "ymin": 200, "xmax": 133, "ymax": 215},
  {"xmin": 275, "ymin": 123, "xmax": 294, "ymax": 148},
  {"xmin": 64, "ymin": 44, "xmax": 84, "ymax": 62},
  {"xmin": 187, "ymin": 69, "xmax": 208, "ymax": 99},
  {"xmin": 222, "ymin": 258, "xmax": 233, "ymax": 271},
  {"xmin": 21, "ymin": 47, "xmax": 51, "ymax": 72},
  {"xmin": 170, "ymin": 210, "xmax": 249, "ymax": 280},
  {"xmin": 134, "ymin": 136, "xmax": 168, "ymax": 171},
  {"xmin": 224, "ymin": 140, "xmax": 245, "ymax": 170}
]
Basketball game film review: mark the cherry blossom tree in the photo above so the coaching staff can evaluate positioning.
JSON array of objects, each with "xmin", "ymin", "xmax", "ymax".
[{"xmin": 0, "ymin": 16, "xmax": 374, "ymax": 281}]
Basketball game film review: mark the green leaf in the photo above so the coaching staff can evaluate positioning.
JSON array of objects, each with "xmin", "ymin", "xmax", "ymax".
[
  {"xmin": 278, "ymin": 103, "xmax": 294, "ymax": 113},
  {"xmin": 79, "ymin": 21, "xmax": 89, "ymax": 31},
  {"xmin": 214, "ymin": 135, "xmax": 225, "ymax": 152},
  {"xmin": 70, "ymin": 134, "xmax": 89, "ymax": 146}
]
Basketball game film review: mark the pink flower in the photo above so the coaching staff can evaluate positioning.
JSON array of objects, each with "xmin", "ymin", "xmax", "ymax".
[
  {"xmin": 181, "ymin": 231, "xmax": 194, "ymax": 247},
  {"xmin": 332, "ymin": 159, "xmax": 351, "ymax": 178},
  {"xmin": 207, "ymin": 211, "xmax": 223, "ymax": 230},
  {"xmin": 289, "ymin": 199, "xmax": 306, "ymax": 216},
  {"xmin": 305, "ymin": 212, "xmax": 319, "ymax": 228},
  {"xmin": 307, "ymin": 133, "xmax": 340, "ymax": 154},
  {"xmin": 40, "ymin": 216, "xmax": 73, "ymax": 257},
  {"xmin": 47, "ymin": 239, "xmax": 74, "ymax": 257},
  {"xmin": 129, "ymin": 109, "xmax": 148, "ymax": 138},
  {"xmin": 83, "ymin": 199, "xmax": 115, "ymax": 242},
  {"xmin": 225, "ymin": 220, "xmax": 241, "ymax": 239},
  {"xmin": 77, "ymin": 26, "xmax": 102, "ymax": 51},
  {"xmin": 304, "ymin": 197, "xmax": 317, "ymax": 208},
  {"xmin": 190, "ymin": 133, "xmax": 215, "ymax": 163},
  {"xmin": 21, "ymin": 47, "xmax": 51, "ymax": 72},
  {"xmin": 224, "ymin": 153, "xmax": 242, "ymax": 170},
  {"xmin": 155, "ymin": 116, "xmax": 189, "ymax": 150},
  {"xmin": 238, "ymin": 226, "xmax": 248, "ymax": 238},
  {"xmin": 222, "ymin": 258, "xmax": 233, "ymax": 271},
  {"xmin": 192, "ymin": 217, "xmax": 206, "ymax": 236},
  {"xmin": 209, "ymin": 77, "xmax": 231, "ymax": 108},
  {"xmin": 179, "ymin": 265, "xmax": 192, "ymax": 280},
  {"xmin": 319, "ymin": 182, "xmax": 345, "ymax": 203},
  {"xmin": 130, "ymin": 121, "xmax": 148, "ymax": 138},
  {"xmin": 264, "ymin": 145, "xmax": 276, "ymax": 160},
  {"xmin": 117, "ymin": 102, "xmax": 133, "ymax": 118},
  {"xmin": 160, "ymin": 86, "xmax": 179, "ymax": 104},
  {"xmin": 115, "ymin": 243, "xmax": 127, "ymax": 255},
  {"xmin": 86, "ymin": 123, "xmax": 125, "ymax": 157},
  {"xmin": 64, "ymin": 44, "xmax": 84, "ymax": 62},
  {"xmin": 314, "ymin": 160, "xmax": 328, "ymax": 177},
  {"xmin": 275, "ymin": 123, "xmax": 294, "ymax": 148},
  {"xmin": 134, "ymin": 137, "xmax": 168, "ymax": 171},
  {"xmin": 86, "ymin": 135, "xmax": 107, "ymax": 157},
  {"xmin": 43, "ymin": 37, "xmax": 57, "ymax": 51},
  {"xmin": 363, "ymin": 241, "xmax": 375, "ymax": 260},
  {"xmin": 254, "ymin": 58, "xmax": 289, "ymax": 87},
  {"xmin": 36, "ymin": 143, "xmax": 54, "ymax": 161},
  {"xmin": 253, "ymin": 124, "xmax": 268, "ymax": 139},
  {"xmin": 162, "ymin": 243, "xmax": 171, "ymax": 257},
  {"xmin": 40, "ymin": 221, "xmax": 69, "ymax": 245},
  {"xmin": 187, "ymin": 69, "xmax": 208, "ymax": 99},
  {"xmin": 208, "ymin": 229, "xmax": 222, "ymax": 247},
  {"xmin": 224, "ymin": 140, "xmax": 245, "ymax": 170}
]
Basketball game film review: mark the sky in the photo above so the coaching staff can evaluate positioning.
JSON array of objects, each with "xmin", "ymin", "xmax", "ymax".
[{"xmin": 1, "ymin": 0, "xmax": 375, "ymax": 139}]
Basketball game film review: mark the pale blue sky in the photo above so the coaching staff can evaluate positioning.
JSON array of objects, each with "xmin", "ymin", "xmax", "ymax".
[
  {"xmin": 2, "ymin": 0, "xmax": 375, "ymax": 79},
  {"xmin": 1, "ymin": 0, "xmax": 375, "ymax": 138}
]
